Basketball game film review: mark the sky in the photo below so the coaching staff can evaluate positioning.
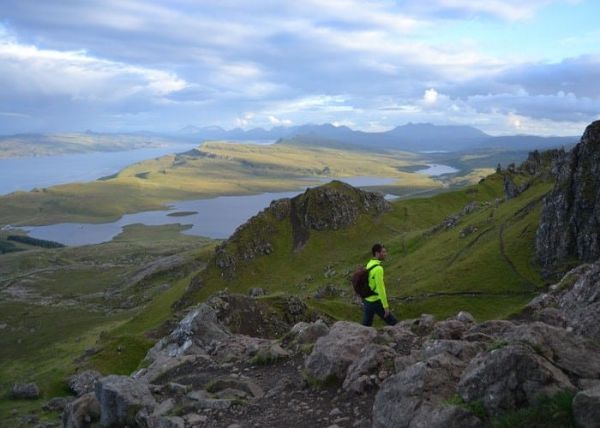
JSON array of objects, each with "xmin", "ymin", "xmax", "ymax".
[{"xmin": 0, "ymin": 0, "xmax": 599, "ymax": 136}]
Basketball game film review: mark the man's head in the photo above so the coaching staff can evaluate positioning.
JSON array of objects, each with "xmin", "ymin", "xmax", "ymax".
[{"xmin": 372, "ymin": 243, "xmax": 387, "ymax": 260}]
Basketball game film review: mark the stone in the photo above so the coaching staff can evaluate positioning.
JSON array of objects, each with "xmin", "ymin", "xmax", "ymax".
[
  {"xmin": 62, "ymin": 392, "xmax": 100, "ymax": 428},
  {"xmin": 289, "ymin": 319, "xmax": 330, "ymax": 345},
  {"xmin": 305, "ymin": 321, "xmax": 377, "ymax": 383},
  {"xmin": 206, "ymin": 377, "xmax": 264, "ymax": 399},
  {"xmin": 373, "ymin": 353, "xmax": 467, "ymax": 428},
  {"xmin": 379, "ymin": 325, "xmax": 419, "ymax": 355},
  {"xmin": 42, "ymin": 396, "xmax": 72, "ymax": 412},
  {"xmin": 573, "ymin": 385, "xmax": 600, "ymax": 428},
  {"xmin": 457, "ymin": 344, "xmax": 575, "ymax": 417},
  {"xmin": 421, "ymin": 339, "xmax": 486, "ymax": 363},
  {"xmin": 95, "ymin": 375, "xmax": 157, "ymax": 427},
  {"xmin": 11, "ymin": 383, "xmax": 40, "ymax": 399},
  {"xmin": 410, "ymin": 405, "xmax": 483, "ymax": 428},
  {"xmin": 503, "ymin": 322, "xmax": 600, "ymax": 379},
  {"xmin": 68, "ymin": 370, "xmax": 102, "ymax": 397},
  {"xmin": 248, "ymin": 287, "xmax": 266, "ymax": 297},
  {"xmin": 466, "ymin": 320, "xmax": 516, "ymax": 339},
  {"xmin": 456, "ymin": 311, "xmax": 476, "ymax": 324},
  {"xmin": 431, "ymin": 320, "xmax": 467, "ymax": 340},
  {"xmin": 342, "ymin": 344, "xmax": 396, "ymax": 394},
  {"xmin": 535, "ymin": 307, "xmax": 567, "ymax": 328}
]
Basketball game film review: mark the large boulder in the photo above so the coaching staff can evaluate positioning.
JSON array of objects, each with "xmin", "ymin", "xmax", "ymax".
[
  {"xmin": 373, "ymin": 353, "xmax": 472, "ymax": 427},
  {"xmin": 62, "ymin": 392, "xmax": 101, "ymax": 428},
  {"xmin": 304, "ymin": 321, "xmax": 377, "ymax": 383},
  {"xmin": 421, "ymin": 340, "xmax": 486, "ymax": 363},
  {"xmin": 457, "ymin": 344, "xmax": 575, "ymax": 417},
  {"xmin": 95, "ymin": 375, "xmax": 157, "ymax": 427},
  {"xmin": 503, "ymin": 322, "xmax": 600, "ymax": 379},
  {"xmin": 573, "ymin": 385, "xmax": 600, "ymax": 428}
]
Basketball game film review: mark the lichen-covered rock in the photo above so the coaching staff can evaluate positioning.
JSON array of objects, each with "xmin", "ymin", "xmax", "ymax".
[
  {"xmin": 304, "ymin": 321, "xmax": 377, "ymax": 383},
  {"xmin": 373, "ymin": 353, "xmax": 468, "ymax": 428},
  {"xmin": 536, "ymin": 120, "xmax": 600, "ymax": 276},
  {"xmin": 421, "ymin": 340, "xmax": 486, "ymax": 363},
  {"xmin": 288, "ymin": 319, "xmax": 330, "ymax": 345},
  {"xmin": 342, "ymin": 344, "xmax": 396, "ymax": 394},
  {"xmin": 457, "ymin": 344, "xmax": 575, "ymax": 417},
  {"xmin": 95, "ymin": 375, "xmax": 157, "ymax": 427},
  {"xmin": 573, "ymin": 385, "xmax": 600, "ymax": 428},
  {"xmin": 62, "ymin": 392, "xmax": 100, "ymax": 428},
  {"xmin": 68, "ymin": 370, "xmax": 102, "ymax": 397}
]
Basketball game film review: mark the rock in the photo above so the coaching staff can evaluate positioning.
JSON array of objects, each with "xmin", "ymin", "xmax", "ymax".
[
  {"xmin": 536, "ymin": 120, "xmax": 600, "ymax": 276},
  {"xmin": 410, "ymin": 405, "xmax": 483, "ymax": 428},
  {"xmin": 431, "ymin": 320, "xmax": 467, "ymax": 340},
  {"xmin": 62, "ymin": 392, "xmax": 100, "ymax": 428},
  {"xmin": 151, "ymin": 398, "xmax": 175, "ymax": 417},
  {"xmin": 290, "ymin": 319, "xmax": 329, "ymax": 345},
  {"xmin": 456, "ymin": 311, "xmax": 476, "ymax": 324},
  {"xmin": 573, "ymin": 385, "xmax": 600, "ymax": 428},
  {"xmin": 407, "ymin": 314, "xmax": 436, "ymax": 336},
  {"xmin": 342, "ymin": 344, "xmax": 396, "ymax": 394},
  {"xmin": 250, "ymin": 342, "xmax": 290, "ymax": 364},
  {"xmin": 503, "ymin": 322, "xmax": 600, "ymax": 379},
  {"xmin": 379, "ymin": 325, "xmax": 419, "ymax": 355},
  {"xmin": 535, "ymin": 307, "xmax": 567, "ymax": 328},
  {"xmin": 466, "ymin": 320, "xmax": 516, "ymax": 339},
  {"xmin": 372, "ymin": 353, "xmax": 467, "ymax": 428},
  {"xmin": 42, "ymin": 396, "xmax": 72, "ymax": 412},
  {"xmin": 206, "ymin": 377, "xmax": 264, "ymax": 399},
  {"xmin": 135, "ymin": 354, "xmax": 208, "ymax": 384},
  {"xmin": 95, "ymin": 375, "xmax": 157, "ymax": 427},
  {"xmin": 305, "ymin": 321, "xmax": 377, "ymax": 383},
  {"xmin": 457, "ymin": 344, "xmax": 575, "ymax": 417},
  {"xmin": 421, "ymin": 340, "xmax": 486, "ymax": 363},
  {"xmin": 193, "ymin": 398, "xmax": 234, "ymax": 409},
  {"xmin": 11, "ymin": 383, "xmax": 40, "ymax": 399},
  {"xmin": 248, "ymin": 287, "xmax": 266, "ymax": 297},
  {"xmin": 68, "ymin": 370, "xmax": 102, "ymax": 397}
]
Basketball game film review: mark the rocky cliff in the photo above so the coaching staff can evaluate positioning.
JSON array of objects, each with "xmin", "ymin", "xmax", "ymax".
[{"xmin": 536, "ymin": 120, "xmax": 600, "ymax": 277}]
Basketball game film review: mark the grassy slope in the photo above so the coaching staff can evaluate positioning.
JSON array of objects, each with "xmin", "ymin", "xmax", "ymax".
[
  {"xmin": 0, "ymin": 224, "xmax": 216, "ymax": 424},
  {"xmin": 182, "ymin": 171, "xmax": 551, "ymax": 324}
]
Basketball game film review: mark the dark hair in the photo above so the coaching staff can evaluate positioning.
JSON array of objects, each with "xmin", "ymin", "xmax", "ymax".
[{"xmin": 372, "ymin": 243, "xmax": 385, "ymax": 256}]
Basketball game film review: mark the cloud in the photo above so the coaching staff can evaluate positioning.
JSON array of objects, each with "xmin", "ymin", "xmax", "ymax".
[{"xmin": 423, "ymin": 88, "xmax": 439, "ymax": 104}]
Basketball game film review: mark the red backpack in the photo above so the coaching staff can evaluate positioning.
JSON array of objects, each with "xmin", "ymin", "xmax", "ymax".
[{"xmin": 351, "ymin": 264, "xmax": 379, "ymax": 298}]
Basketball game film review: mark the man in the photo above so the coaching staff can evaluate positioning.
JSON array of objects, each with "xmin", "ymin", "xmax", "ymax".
[{"xmin": 362, "ymin": 243, "xmax": 398, "ymax": 326}]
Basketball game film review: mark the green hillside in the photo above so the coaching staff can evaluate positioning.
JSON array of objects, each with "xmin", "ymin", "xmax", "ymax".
[{"xmin": 180, "ymin": 168, "xmax": 551, "ymax": 324}]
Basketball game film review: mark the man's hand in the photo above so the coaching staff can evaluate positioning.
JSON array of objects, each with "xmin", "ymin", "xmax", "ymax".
[{"xmin": 384, "ymin": 309, "xmax": 390, "ymax": 318}]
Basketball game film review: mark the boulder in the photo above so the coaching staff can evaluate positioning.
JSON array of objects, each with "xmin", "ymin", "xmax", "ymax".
[
  {"xmin": 466, "ymin": 320, "xmax": 516, "ymax": 339},
  {"xmin": 455, "ymin": 311, "xmax": 476, "ymax": 324},
  {"xmin": 373, "ymin": 353, "xmax": 469, "ymax": 428},
  {"xmin": 62, "ymin": 392, "xmax": 100, "ymax": 428},
  {"xmin": 68, "ymin": 370, "xmax": 102, "ymax": 397},
  {"xmin": 379, "ymin": 325, "xmax": 419, "ymax": 355},
  {"xmin": 457, "ymin": 344, "xmax": 575, "ymax": 417},
  {"xmin": 535, "ymin": 307, "xmax": 567, "ymax": 328},
  {"xmin": 431, "ymin": 320, "xmax": 467, "ymax": 340},
  {"xmin": 409, "ymin": 405, "xmax": 483, "ymax": 428},
  {"xmin": 573, "ymin": 385, "xmax": 600, "ymax": 428},
  {"xmin": 304, "ymin": 321, "xmax": 377, "ymax": 383},
  {"xmin": 288, "ymin": 319, "xmax": 330, "ymax": 345},
  {"xmin": 342, "ymin": 344, "xmax": 396, "ymax": 394},
  {"xmin": 11, "ymin": 383, "xmax": 40, "ymax": 399},
  {"xmin": 503, "ymin": 322, "xmax": 600, "ymax": 379},
  {"xmin": 248, "ymin": 287, "xmax": 265, "ymax": 297},
  {"xmin": 421, "ymin": 340, "xmax": 486, "ymax": 363},
  {"xmin": 95, "ymin": 375, "xmax": 157, "ymax": 427},
  {"xmin": 43, "ymin": 396, "xmax": 72, "ymax": 412}
]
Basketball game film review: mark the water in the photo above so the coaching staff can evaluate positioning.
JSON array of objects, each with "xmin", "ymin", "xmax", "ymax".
[
  {"xmin": 415, "ymin": 164, "xmax": 459, "ymax": 176},
  {"xmin": 20, "ymin": 176, "xmax": 398, "ymax": 246},
  {"xmin": 0, "ymin": 144, "xmax": 198, "ymax": 195}
]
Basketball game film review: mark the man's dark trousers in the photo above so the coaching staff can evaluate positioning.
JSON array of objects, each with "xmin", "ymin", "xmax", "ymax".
[{"xmin": 362, "ymin": 299, "xmax": 398, "ymax": 326}]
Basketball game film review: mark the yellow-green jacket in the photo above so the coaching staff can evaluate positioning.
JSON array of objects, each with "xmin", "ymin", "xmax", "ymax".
[{"xmin": 365, "ymin": 259, "xmax": 389, "ymax": 308}]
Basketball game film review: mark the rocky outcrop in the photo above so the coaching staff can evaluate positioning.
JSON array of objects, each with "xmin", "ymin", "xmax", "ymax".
[
  {"xmin": 537, "ymin": 120, "xmax": 600, "ymax": 276},
  {"xmin": 520, "ymin": 259, "xmax": 600, "ymax": 340},
  {"xmin": 68, "ymin": 370, "xmax": 102, "ymax": 397},
  {"xmin": 212, "ymin": 181, "xmax": 390, "ymax": 279},
  {"xmin": 95, "ymin": 375, "xmax": 157, "ymax": 427},
  {"xmin": 573, "ymin": 385, "xmax": 600, "ymax": 428}
]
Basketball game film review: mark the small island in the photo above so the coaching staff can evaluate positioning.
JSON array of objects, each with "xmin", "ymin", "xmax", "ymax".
[{"xmin": 166, "ymin": 211, "xmax": 198, "ymax": 217}]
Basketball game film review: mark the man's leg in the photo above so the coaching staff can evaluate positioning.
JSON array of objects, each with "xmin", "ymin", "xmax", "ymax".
[
  {"xmin": 373, "ymin": 300, "xmax": 398, "ymax": 326},
  {"xmin": 362, "ymin": 301, "xmax": 376, "ymax": 326}
]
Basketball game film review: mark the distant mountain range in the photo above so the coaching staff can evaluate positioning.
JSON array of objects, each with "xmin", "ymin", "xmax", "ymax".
[{"xmin": 177, "ymin": 123, "xmax": 577, "ymax": 152}]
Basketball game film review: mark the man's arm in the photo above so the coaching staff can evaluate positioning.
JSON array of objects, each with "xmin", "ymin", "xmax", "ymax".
[{"xmin": 374, "ymin": 266, "xmax": 389, "ymax": 310}]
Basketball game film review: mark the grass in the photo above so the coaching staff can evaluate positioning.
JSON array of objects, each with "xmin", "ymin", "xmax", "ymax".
[
  {"xmin": 0, "ymin": 224, "xmax": 215, "ymax": 423},
  {"xmin": 491, "ymin": 391, "xmax": 576, "ymax": 428}
]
